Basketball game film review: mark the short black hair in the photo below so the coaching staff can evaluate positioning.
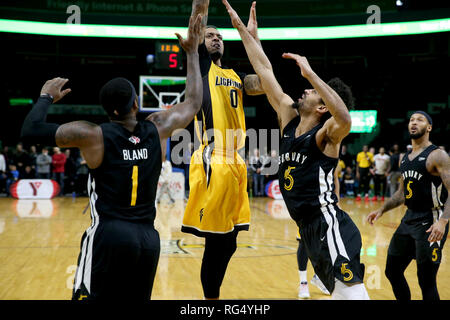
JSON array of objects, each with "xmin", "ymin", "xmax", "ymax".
[
  {"xmin": 327, "ymin": 77, "xmax": 355, "ymax": 110},
  {"xmin": 206, "ymin": 25, "xmax": 219, "ymax": 30},
  {"xmin": 99, "ymin": 77, "xmax": 136, "ymax": 119},
  {"xmin": 318, "ymin": 78, "xmax": 354, "ymax": 123}
]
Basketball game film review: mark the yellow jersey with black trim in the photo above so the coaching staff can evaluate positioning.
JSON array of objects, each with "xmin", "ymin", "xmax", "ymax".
[{"xmin": 195, "ymin": 43, "xmax": 246, "ymax": 151}]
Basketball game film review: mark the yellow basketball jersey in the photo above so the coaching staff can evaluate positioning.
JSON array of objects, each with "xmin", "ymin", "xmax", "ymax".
[{"xmin": 195, "ymin": 61, "xmax": 246, "ymax": 151}]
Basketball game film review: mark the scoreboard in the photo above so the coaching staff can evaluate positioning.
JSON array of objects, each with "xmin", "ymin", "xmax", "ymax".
[{"xmin": 155, "ymin": 41, "xmax": 183, "ymax": 70}]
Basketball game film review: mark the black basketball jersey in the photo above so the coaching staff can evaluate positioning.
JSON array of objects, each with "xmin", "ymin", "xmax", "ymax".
[
  {"xmin": 88, "ymin": 121, "xmax": 162, "ymax": 222},
  {"xmin": 400, "ymin": 144, "xmax": 448, "ymax": 219},
  {"xmin": 279, "ymin": 117, "xmax": 338, "ymax": 223}
]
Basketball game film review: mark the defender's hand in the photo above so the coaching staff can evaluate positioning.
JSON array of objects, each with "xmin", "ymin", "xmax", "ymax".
[
  {"xmin": 222, "ymin": 0, "xmax": 245, "ymax": 30},
  {"xmin": 247, "ymin": 1, "xmax": 258, "ymax": 39},
  {"xmin": 40, "ymin": 78, "xmax": 71, "ymax": 103},
  {"xmin": 282, "ymin": 53, "xmax": 314, "ymax": 79},
  {"xmin": 175, "ymin": 14, "xmax": 203, "ymax": 53}
]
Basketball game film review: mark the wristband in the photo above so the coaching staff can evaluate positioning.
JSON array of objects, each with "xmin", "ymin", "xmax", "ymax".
[{"xmin": 40, "ymin": 93, "xmax": 54, "ymax": 102}]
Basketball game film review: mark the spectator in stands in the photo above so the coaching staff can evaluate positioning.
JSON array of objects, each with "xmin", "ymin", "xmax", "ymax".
[
  {"xmin": 52, "ymin": 147, "xmax": 66, "ymax": 196},
  {"xmin": 22, "ymin": 165, "xmax": 35, "ymax": 179},
  {"xmin": 6, "ymin": 164, "xmax": 19, "ymax": 196},
  {"xmin": 343, "ymin": 166, "xmax": 356, "ymax": 197},
  {"xmin": 356, "ymin": 145, "xmax": 374, "ymax": 201},
  {"xmin": 75, "ymin": 154, "xmax": 89, "ymax": 196},
  {"xmin": 388, "ymin": 143, "xmax": 401, "ymax": 197},
  {"xmin": 249, "ymin": 148, "xmax": 264, "ymax": 197},
  {"xmin": 64, "ymin": 149, "xmax": 77, "ymax": 195},
  {"xmin": 12, "ymin": 143, "xmax": 30, "ymax": 177},
  {"xmin": 2, "ymin": 146, "xmax": 12, "ymax": 167},
  {"xmin": 340, "ymin": 144, "xmax": 353, "ymax": 169},
  {"xmin": 36, "ymin": 147, "xmax": 52, "ymax": 179},
  {"xmin": 29, "ymin": 145, "xmax": 38, "ymax": 172},
  {"xmin": 262, "ymin": 149, "xmax": 279, "ymax": 183},
  {"xmin": 373, "ymin": 147, "xmax": 390, "ymax": 201},
  {"xmin": 336, "ymin": 159, "xmax": 346, "ymax": 198}
]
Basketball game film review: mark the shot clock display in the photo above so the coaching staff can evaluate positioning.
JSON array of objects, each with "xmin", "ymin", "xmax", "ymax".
[{"xmin": 155, "ymin": 41, "xmax": 183, "ymax": 70}]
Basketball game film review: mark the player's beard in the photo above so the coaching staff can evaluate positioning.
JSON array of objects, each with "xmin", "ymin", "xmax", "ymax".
[
  {"xmin": 291, "ymin": 100, "xmax": 303, "ymax": 110},
  {"xmin": 409, "ymin": 127, "xmax": 426, "ymax": 140},
  {"xmin": 210, "ymin": 51, "xmax": 223, "ymax": 63}
]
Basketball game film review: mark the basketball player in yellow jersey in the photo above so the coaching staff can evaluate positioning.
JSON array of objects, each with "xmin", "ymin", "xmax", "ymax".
[{"xmin": 182, "ymin": 0, "xmax": 265, "ymax": 299}]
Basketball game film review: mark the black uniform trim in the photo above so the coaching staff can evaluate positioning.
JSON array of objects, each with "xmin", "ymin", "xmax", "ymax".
[{"xmin": 181, "ymin": 223, "xmax": 250, "ymax": 238}]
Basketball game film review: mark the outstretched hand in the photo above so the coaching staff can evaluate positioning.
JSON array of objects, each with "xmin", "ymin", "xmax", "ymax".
[
  {"xmin": 40, "ymin": 77, "xmax": 71, "ymax": 103},
  {"xmin": 222, "ymin": 0, "xmax": 245, "ymax": 30},
  {"xmin": 282, "ymin": 53, "xmax": 314, "ymax": 78},
  {"xmin": 175, "ymin": 13, "xmax": 203, "ymax": 53},
  {"xmin": 247, "ymin": 1, "xmax": 258, "ymax": 39}
]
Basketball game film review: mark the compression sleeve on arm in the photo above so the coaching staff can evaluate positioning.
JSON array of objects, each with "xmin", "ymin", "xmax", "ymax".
[{"xmin": 21, "ymin": 96, "xmax": 59, "ymax": 146}]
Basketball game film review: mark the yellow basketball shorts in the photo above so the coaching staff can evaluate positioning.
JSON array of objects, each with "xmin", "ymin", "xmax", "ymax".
[{"xmin": 182, "ymin": 145, "xmax": 250, "ymax": 237}]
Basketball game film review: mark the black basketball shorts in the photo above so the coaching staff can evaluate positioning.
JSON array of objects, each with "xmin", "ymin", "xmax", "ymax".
[
  {"xmin": 298, "ymin": 205, "xmax": 365, "ymax": 294},
  {"xmin": 72, "ymin": 216, "xmax": 160, "ymax": 300},
  {"xmin": 388, "ymin": 213, "xmax": 448, "ymax": 265}
]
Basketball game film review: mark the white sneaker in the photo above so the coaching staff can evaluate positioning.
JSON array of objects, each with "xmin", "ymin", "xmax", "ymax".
[
  {"xmin": 311, "ymin": 274, "xmax": 330, "ymax": 295},
  {"xmin": 298, "ymin": 282, "xmax": 310, "ymax": 299}
]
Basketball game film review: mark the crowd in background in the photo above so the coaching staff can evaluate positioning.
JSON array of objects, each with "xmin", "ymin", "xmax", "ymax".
[
  {"xmin": 337, "ymin": 143, "xmax": 447, "ymax": 201},
  {"xmin": 1, "ymin": 141, "xmax": 448, "ymax": 200},
  {"xmin": 244, "ymin": 143, "xmax": 448, "ymax": 201},
  {"xmin": 0, "ymin": 143, "xmax": 89, "ymax": 197}
]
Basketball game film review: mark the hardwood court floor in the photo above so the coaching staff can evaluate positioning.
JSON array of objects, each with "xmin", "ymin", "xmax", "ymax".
[{"xmin": 0, "ymin": 196, "xmax": 448, "ymax": 300}]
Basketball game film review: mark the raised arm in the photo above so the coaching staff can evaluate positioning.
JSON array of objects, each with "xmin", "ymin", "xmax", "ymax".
[
  {"xmin": 20, "ymin": 78, "xmax": 104, "ymax": 169},
  {"xmin": 146, "ymin": 14, "xmax": 203, "ymax": 141},
  {"xmin": 222, "ymin": 0, "xmax": 296, "ymax": 130},
  {"xmin": 282, "ymin": 53, "xmax": 352, "ymax": 144},
  {"xmin": 242, "ymin": 2, "xmax": 264, "ymax": 96},
  {"xmin": 191, "ymin": 0, "xmax": 209, "ymax": 44}
]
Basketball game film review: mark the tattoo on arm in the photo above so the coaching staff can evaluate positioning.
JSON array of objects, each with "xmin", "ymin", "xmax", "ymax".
[
  {"xmin": 442, "ymin": 194, "xmax": 450, "ymax": 220},
  {"xmin": 381, "ymin": 188, "xmax": 405, "ymax": 213},
  {"xmin": 55, "ymin": 121, "xmax": 98, "ymax": 147},
  {"xmin": 244, "ymin": 74, "xmax": 264, "ymax": 96},
  {"xmin": 435, "ymin": 151, "xmax": 450, "ymax": 220}
]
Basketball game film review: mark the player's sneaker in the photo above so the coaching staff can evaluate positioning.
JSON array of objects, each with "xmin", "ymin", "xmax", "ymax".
[
  {"xmin": 371, "ymin": 196, "xmax": 378, "ymax": 201},
  {"xmin": 355, "ymin": 195, "xmax": 362, "ymax": 201},
  {"xmin": 298, "ymin": 281, "xmax": 310, "ymax": 299},
  {"xmin": 381, "ymin": 196, "xmax": 385, "ymax": 201},
  {"xmin": 311, "ymin": 274, "xmax": 330, "ymax": 295}
]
